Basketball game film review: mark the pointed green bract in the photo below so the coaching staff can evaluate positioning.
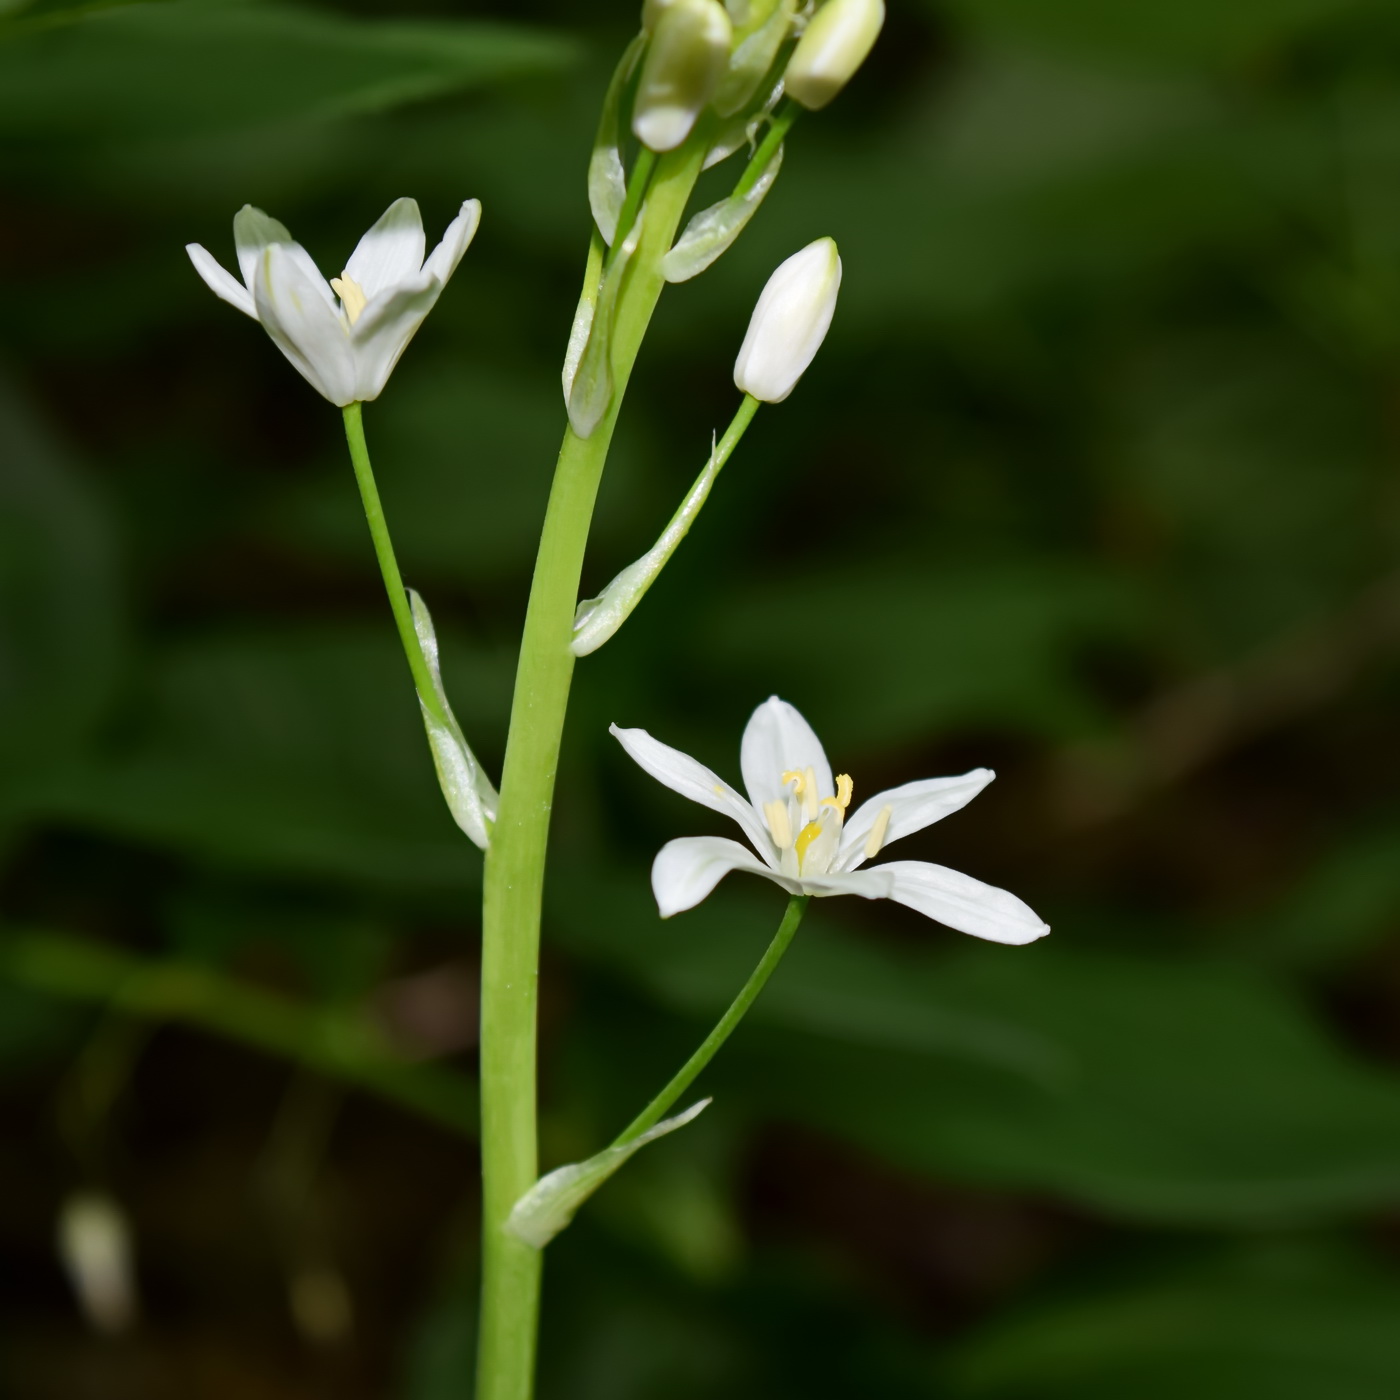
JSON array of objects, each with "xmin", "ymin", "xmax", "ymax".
[
  {"xmin": 566, "ymin": 216, "xmax": 642, "ymax": 438},
  {"xmin": 409, "ymin": 590, "xmax": 498, "ymax": 850},
  {"xmin": 504, "ymin": 1099, "xmax": 711, "ymax": 1249},
  {"xmin": 589, "ymin": 34, "xmax": 646, "ymax": 246},
  {"xmin": 663, "ymin": 141, "xmax": 783, "ymax": 282}
]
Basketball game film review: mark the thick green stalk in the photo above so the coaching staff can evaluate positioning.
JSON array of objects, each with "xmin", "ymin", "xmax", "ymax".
[
  {"xmin": 614, "ymin": 894, "xmax": 808, "ymax": 1146},
  {"xmin": 475, "ymin": 140, "xmax": 708, "ymax": 1400},
  {"xmin": 342, "ymin": 402, "xmax": 448, "ymax": 728}
]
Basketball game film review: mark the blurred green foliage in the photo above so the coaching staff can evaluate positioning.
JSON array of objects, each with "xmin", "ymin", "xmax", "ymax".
[{"xmin": 2, "ymin": 0, "xmax": 1400, "ymax": 1395}]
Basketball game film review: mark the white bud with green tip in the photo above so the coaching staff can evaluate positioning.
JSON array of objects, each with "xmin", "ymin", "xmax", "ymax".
[
  {"xmin": 784, "ymin": 0, "xmax": 884, "ymax": 110},
  {"xmin": 733, "ymin": 237, "xmax": 842, "ymax": 403},
  {"xmin": 633, "ymin": 0, "xmax": 733, "ymax": 153}
]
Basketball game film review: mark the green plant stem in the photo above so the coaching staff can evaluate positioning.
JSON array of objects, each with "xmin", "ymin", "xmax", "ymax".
[
  {"xmin": 475, "ymin": 138, "xmax": 708, "ymax": 1400},
  {"xmin": 342, "ymin": 402, "xmax": 448, "ymax": 728},
  {"xmin": 736, "ymin": 100, "xmax": 800, "ymax": 198},
  {"xmin": 614, "ymin": 894, "xmax": 809, "ymax": 1146}
]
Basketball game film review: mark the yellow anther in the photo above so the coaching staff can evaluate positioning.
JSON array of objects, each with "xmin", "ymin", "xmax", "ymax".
[
  {"xmin": 330, "ymin": 274, "xmax": 368, "ymax": 324},
  {"xmin": 834, "ymin": 773, "xmax": 853, "ymax": 810},
  {"xmin": 781, "ymin": 769, "xmax": 806, "ymax": 795},
  {"xmin": 864, "ymin": 804, "xmax": 893, "ymax": 860},
  {"xmin": 802, "ymin": 765, "xmax": 818, "ymax": 819},
  {"xmin": 764, "ymin": 799, "xmax": 793, "ymax": 849},
  {"xmin": 794, "ymin": 819, "xmax": 823, "ymax": 866}
]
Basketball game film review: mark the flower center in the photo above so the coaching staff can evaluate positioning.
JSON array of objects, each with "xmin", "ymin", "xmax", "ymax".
[
  {"xmin": 764, "ymin": 767, "xmax": 853, "ymax": 876},
  {"xmin": 330, "ymin": 274, "xmax": 368, "ymax": 325}
]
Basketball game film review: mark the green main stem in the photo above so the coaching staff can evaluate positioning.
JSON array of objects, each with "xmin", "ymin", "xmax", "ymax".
[
  {"xmin": 613, "ymin": 895, "xmax": 809, "ymax": 1147},
  {"xmin": 475, "ymin": 140, "xmax": 707, "ymax": 1400}
]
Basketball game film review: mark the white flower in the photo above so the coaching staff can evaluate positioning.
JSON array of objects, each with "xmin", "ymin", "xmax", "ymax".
[
  {"xmin": 186, "ymin": 198, "xmax": 481, "ymax": 406},
  {"xmin": 611, "ymin": 696, "xmax": 1049, "ymax": 943},
  {"xmin": 732, "ymin": 237, "xmax": 841, "ymax": 403}
]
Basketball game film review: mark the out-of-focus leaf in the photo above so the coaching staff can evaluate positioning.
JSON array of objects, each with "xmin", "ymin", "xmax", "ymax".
[
  {"xmin": 274, "ymin": 362, "xmax": 660, "ymax": 587},
  {"xmin": 749, "ymin": 947, "xmax": 1400, "ymax": 1225},
  {"xmin": 948, "ymin": 1241, "xmax": 1400, "ymax": 1398},
  {"xmin": 1116, "ymin": 329, "xmax": 1377, "ymax": 647},
  {"xmin": 0, "ymin": 373, "xmax": 124, "ymax": 822},
  {"xmin": 701, "ymin": 559, "xmax": 1144, "ymax": 750},
  {"xmin": 938, "ymin": 0, "xmax": 1362, "ymax": 66},
  {"xmin": 0, "ymin": 3, "xmax": 577, "ymax": 142},
  {"xmin": 35, "ymin": 624, "xmax": 511, "ymax": 890},
  {"xmin": 0, "ymin": 982, "xmax": 83, "ymax": 1077}
]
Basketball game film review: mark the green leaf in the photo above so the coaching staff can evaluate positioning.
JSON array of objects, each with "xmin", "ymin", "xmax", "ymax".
[
  {"xmin": 36, "ymin": 623, "xmax": 511, "ymax": 890},
  {"xmin": 948, "ymin": 1241, "xmax": 1400, "ymax": 1398},
  {"xmin": 0, "ymin": 373, "xmax": 125, "ymax": 822},
  {"xmin": 701, "ymin": 558, "xmax": 1144, "ymax": 750},
  {"xmin": 0, "ymin": 3, "xmax": 578, "ymax": 142},
  {"xmin": 938, "ymin": 0, "xmax": 1363, "ymax": 66},
  {"xmin": 753, "ymin": 947, "xmax": 1400, "ymax": 1225}
]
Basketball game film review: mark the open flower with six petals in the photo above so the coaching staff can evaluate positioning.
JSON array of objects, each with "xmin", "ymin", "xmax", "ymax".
[
  {"xmin": 612, "ymin": 697, "xmax": 1049, "ymax": 944},
  {"xmin": 186, "ymin": 197, "xmax": 480, "ymax": 406}
]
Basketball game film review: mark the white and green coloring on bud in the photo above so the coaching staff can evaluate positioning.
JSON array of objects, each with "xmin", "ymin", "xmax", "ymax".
[
  {"xmin": 633, "ymin": 0, "xmax": 733, "ymax": 152},
  {"xmin": 187, "ymin": 198, "xmax": 480, "ymax": 406},
  {"xmin": 784, "ymin": 0, "xmax": 885, "ymax": 110},
  {"xmin": 732, "ymin": 237, "xmax": 842, "ymax": 403}
]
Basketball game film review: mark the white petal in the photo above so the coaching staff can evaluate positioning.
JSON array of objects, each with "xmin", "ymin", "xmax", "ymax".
[
  {"xmin": 349, "ymin": 272, "xmax": 440, "ymax": 401},
  {"xmin": 837, "ymin": 769, "xmax": 995, "ymax": 871},
  {"xmin": 344, "ymin": 197, "xmax": 427, "ymax": 300},
  {"xmin": 740, "ymin": 696, "xmax": 834, "ymax": 814},
  {"xmin": 186, "ymin": 243, "xmax": 256, "ymax": 318},
  {"xmin": 234, "ymin": 204, "xmax": 336, "ymax": 309},
  {"xmin": 234, "ymin": 204, "xmax": 293, "ymax": 288},
  {"xmin": 859, "ymin": 860, "xmax": 1050, "ymax": 944},
  {"xmin": 422, "ymin": 199, "xmax": 482, "ymax": 285},
  {"xmin": 611, "ymin": 723, "xmax": 776, "ymax": 863},
  {"xmin": 252, "ymin": 244, "xmax": 357, "ymax": 406},
  {"xmin": 652, "ymin": 835, "xmax": 799, "ymax": 916}
]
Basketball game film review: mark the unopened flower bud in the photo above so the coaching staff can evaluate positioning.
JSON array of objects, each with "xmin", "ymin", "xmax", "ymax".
[
  {"xmin": 733, "ymin": 237, "xmax": 841, "ymax": 403},
  {"xmin": 633, "ymin": 0, "xmax": 733, "ymax": 152},
  {"xmin": 784, "ymin": 0, "xmax": 884, "ymax": 111}
]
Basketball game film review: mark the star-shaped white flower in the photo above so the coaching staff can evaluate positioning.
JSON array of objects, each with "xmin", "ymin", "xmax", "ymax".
[
  {"xmin": 186, "ymin": 198, "xmax": 480, "ymax": 406},
  {"xmin": 611, "ymin": 697, "xmax": 1049, "ymax": 944}
]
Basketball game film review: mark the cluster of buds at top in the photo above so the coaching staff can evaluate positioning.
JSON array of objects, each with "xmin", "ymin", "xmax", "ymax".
[{"xmin": 632, "ymin": 0, "xmax": 885, "ymax": 153}]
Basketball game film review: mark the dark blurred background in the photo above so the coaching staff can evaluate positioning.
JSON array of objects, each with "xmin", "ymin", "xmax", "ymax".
[{"xmin": 4, "ymin": 0, "xmax": 1400, "ymax": 1394}]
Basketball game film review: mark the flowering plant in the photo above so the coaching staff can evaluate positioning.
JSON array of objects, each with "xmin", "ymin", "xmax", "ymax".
[{"xmin": 182, "ymin": 2, "xmax": 1045, "ymax": 1393}]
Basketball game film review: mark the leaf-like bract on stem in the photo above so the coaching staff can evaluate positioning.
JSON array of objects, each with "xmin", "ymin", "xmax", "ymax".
[
  {"xmin": 409, "ymin": 590, "xmax": 498, "ymax": 850},
  {"xmin": 663, "ymin": 142, "xmax": 784, "ymax": 282},
  {"xmin": 505, "ymin": 1099, "xmax": 711, "ymax": 1248},
  {"xmin": 589, "ymin": 34, "xmax": 646, "ymax": 246},
  {"xmin": 566, "ymin": 217, "xmax": 642, "ymax": 438}
]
